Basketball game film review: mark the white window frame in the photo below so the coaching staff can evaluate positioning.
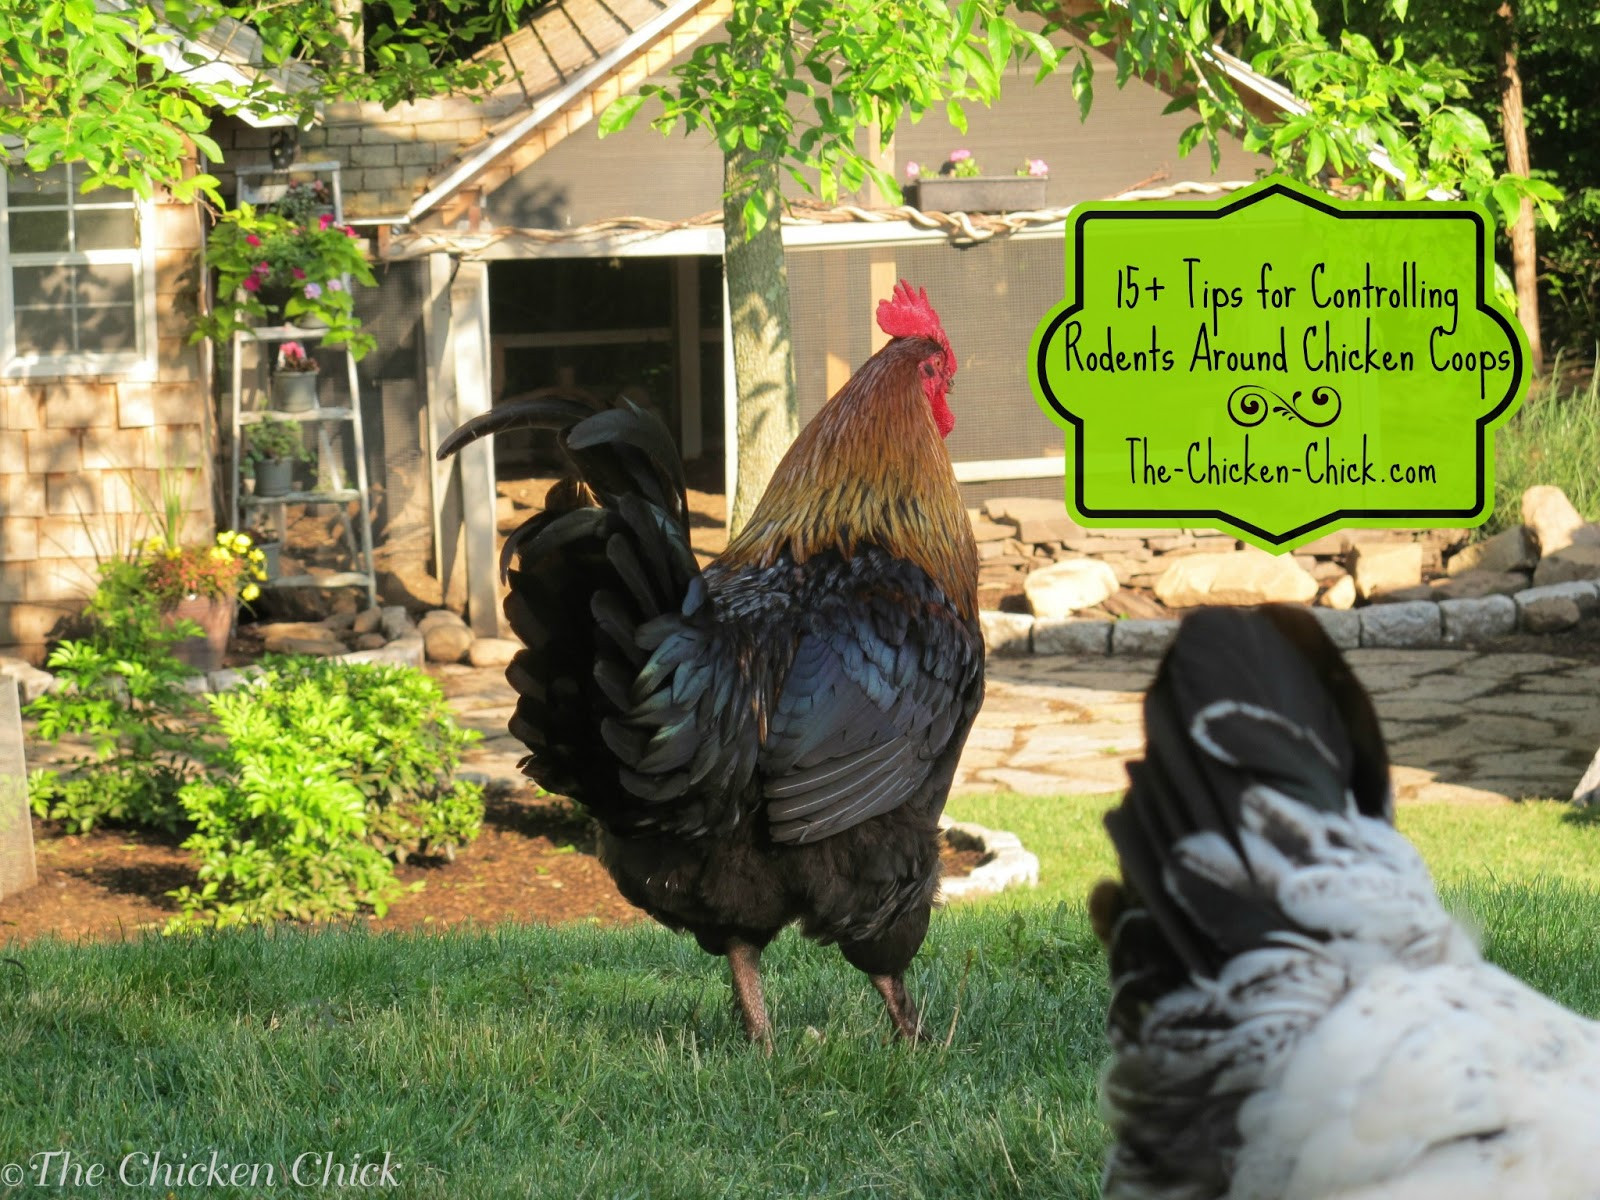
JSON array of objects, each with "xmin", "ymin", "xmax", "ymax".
[{"xmin": 0, "ymin": 163, "xmax": 159, "ymax": 380}]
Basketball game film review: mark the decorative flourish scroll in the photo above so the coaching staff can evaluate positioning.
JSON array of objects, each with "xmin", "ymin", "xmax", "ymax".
[{"xmin": 1226, "ymin": 384, "xmax": 1342, "ymax": 429}]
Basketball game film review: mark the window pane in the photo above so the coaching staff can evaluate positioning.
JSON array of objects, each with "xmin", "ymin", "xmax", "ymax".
[
  {"xmin": 75, "ymin": 263, "xmax": 135, "ymax": 307},
  {"xmin": 12, "ymin": 264, "xmax": 75, "ymax": 307},
  {"xmin": 76, "ymin": 305, "xmax": 137, "ymax": 353},
  {"xmin": 8, "ymin": 209, "xmax": 69, "ymax": 252},
  {"xmin": 75, "ymin": 207, "xmax": 137, "ymax": 251},
  {"xmin": 7, "ymin": 165, "xmax": 69, "ymax": 207},
  {"xmin": 11, "ymin": 263, "xmax": 139, "ymax": 358},
  {"xmin": 14, "ymin": 309, "xmax": 72, "ymax": 355}
]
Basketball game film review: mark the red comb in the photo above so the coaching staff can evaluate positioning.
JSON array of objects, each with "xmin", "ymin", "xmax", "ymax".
[{"xmin": 875, "ymin": 280, "xmax": 945, "ymax": 344}]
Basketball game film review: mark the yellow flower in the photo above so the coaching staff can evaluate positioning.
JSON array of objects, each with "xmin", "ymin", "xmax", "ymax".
[
  {"xmin": 241, "ymin": 583, "xmax": 261, "ymax": 602},
  {"xmin": 247, "ymin": 548, "xmax": 265, "ymax": 564},
  {"xmin": 165, "ymin": 547, "xmax": 181, "ymax": 560},
  {"xmin": 232, "ymin": 533, "xmax": 252, "ymax": 552}
]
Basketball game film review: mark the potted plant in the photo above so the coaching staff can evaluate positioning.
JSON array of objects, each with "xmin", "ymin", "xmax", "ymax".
[
  {"xmin": 905, "ymin": 150, "xmax": 1050, "ymax": 213},
  {"xmin": 138, "ymin": 530, "xmax": 268, "ymax": 673},
  {"xmin": 272, "ymin": 341, "xmax": 321, "ymax": 412},
  {"xmin": 194, "ymin": 205, "xmax": 378, "ymax": 358},
  {"xmin": 244, "ymin": 417, "xmax": 313, "ymax": 498}
]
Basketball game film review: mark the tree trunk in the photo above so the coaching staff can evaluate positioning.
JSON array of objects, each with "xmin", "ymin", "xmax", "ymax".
[
  {"xmin": 1497, "ymin": 0, "xmax": 1542, "ymax": 374},
  {"xmin": 723, "ymin": 145, "xmax": 799, "ymax": 533}
]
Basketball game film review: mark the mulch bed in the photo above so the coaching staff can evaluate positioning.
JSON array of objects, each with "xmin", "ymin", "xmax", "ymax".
[{"xmin": 0, "ymin": 788, "xmax": 981, "ymax": 945}]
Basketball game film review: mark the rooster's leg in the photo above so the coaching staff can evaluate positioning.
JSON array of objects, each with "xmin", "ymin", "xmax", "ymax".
[
  {"xmin": 727, "ymin": 939, "xmax": 773, "ymax": 1050},
  {"xmin": 870, "ymin": 973, "xmax": 923, "ymax": 1042}
]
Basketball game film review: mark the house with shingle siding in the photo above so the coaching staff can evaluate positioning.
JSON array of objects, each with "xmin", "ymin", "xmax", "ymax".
[{"xmin": 1, "ymin": 1, "xmax": 1280, "ymax": 653}]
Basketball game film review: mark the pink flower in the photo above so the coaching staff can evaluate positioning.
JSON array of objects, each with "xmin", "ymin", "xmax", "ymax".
[
  {"xmin": 319, "ymin": 212, "xmax": 335, "ymax": 230},
  {"xmin": 1027, "ymin": 158, "xmax": 1049, "ymax": 177},
  {"xmin": 291, "ymin": 268, "xmax": 306, "ymax": 280},
  {"xmin": 343, "ymin": 226, "xmax": 357, "ymax": 237},
  {"xmin": 905, "ymin": 161, "xmax": 920, "ymax": 179},
  {"xmin": 242, "ymin": 275, "xmax": 261, "ymax": 292},
  {"xmin": 303, "ymin": 282, "xmax": 323, "ymax": 299},
  {"xmin": 949, "ymin": 148, "xmax": 972, "ymax": 163},
  {"xmin": 255, "ymin": 261, "xmax": 270, "ymax": 273},
  {"xmin": 245, "ymin": 234, "xmax": 262, "ymax": 247},
  {"xmin": 327, "ymin": 277, "xmax": 344, "ymax": 292}
]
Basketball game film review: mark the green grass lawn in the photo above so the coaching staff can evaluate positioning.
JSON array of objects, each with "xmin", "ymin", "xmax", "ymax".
[{"xmin": 2, "ymin": 795, "xmax": 1597, "ymax": 1198}]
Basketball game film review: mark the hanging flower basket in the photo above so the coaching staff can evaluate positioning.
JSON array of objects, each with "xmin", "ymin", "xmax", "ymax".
[{"xmin": 908, "ymin": 175, "xmax": 1049, "ymax": 213}]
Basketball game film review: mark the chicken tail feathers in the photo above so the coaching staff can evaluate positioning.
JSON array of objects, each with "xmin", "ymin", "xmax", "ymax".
[
  {"xmin": 1096, "ymin": 605, "xmax": 1405, "ymax": 1199},
  {"xmin": 439, "ymin": 394, "xmax": 717, "ymax": 831}
]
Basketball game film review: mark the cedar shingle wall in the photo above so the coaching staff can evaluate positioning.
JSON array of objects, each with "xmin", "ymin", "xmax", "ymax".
[{"xmin": 0, "ymin": 201, "xmax": 212, "ymax": 659}]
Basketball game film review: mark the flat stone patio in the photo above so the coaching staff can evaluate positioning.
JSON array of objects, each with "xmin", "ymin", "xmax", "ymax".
[{"xmin": 438, "ymin": 648, "xmax": 1600, "ymax": 807}]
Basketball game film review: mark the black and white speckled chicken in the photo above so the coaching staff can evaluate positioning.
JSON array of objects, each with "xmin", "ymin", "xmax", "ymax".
[{"xmin": 1093, "ymin": 605, "xmax": 1600, "ymax": 1199}]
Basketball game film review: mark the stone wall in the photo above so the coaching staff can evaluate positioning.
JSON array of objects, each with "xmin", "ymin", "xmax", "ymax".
[
  {"xmin": 973, "ymin": 496, "xmax": 1469, "ymax": 614},
  {"xmin": 0, "ymin": 202, "xmax": 213, "ymax": 662}
]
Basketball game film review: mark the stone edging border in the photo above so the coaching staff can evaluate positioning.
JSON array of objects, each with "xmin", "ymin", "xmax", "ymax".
[
  {"xmin": 937, "ymin": 817, "xmax": 1041, "ymax": 902},
  {"xmin": 0, "ymin": 607, "xmax": 426, "ymax": 705},
  {"xmin": 980, "ymin": 579, "xmax": 1600, "ymax": 658}
]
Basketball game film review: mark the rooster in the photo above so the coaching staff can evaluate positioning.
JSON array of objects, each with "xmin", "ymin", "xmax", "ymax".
[
  {"xmin": 1093, "ymin": 605, "xmax": 1600, "ymax": 1199},
  {"xmin": 439, "ymin": 282, "xmax": 983, "ymax": 1043}
]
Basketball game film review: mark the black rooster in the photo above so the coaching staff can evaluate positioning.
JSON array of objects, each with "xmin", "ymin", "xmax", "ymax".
[{"xmin": 440, "ymin": 283, "xmax": 983, "ymax": 1043}]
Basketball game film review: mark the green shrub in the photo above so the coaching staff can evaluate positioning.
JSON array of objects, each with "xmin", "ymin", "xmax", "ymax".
[
  {"xmin": 1487, "ymin": 359, "xmax": 1600, "ymax": 535},
  {"xmin": 169, "ymin": 659, "xmax": 485, "ymax": 929},
  {"xmin": 26, "ymin": 562, "xmax": 205, "ymax": 833}
]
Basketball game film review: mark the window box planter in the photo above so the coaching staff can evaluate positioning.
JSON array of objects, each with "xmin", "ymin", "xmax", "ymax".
[{"xmin": 908, "ymin": 175, "xmax": 1049, "ymax": 213}]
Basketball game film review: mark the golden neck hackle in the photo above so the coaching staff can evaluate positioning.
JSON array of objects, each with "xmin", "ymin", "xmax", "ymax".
[{"xmin": 720, "ymin": 346, "xmax": 979, "ymax": 622}]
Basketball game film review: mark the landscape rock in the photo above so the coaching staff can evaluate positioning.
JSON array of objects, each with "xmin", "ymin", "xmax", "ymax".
[
  {"xmin": 1439, "ymin": 595, "xmax": 1517, "ymax": 643},
  {"xmin": 269, "ymin": 636, "xmax": 345, "ymax": 657},
  {"xmin": 1024, "ymin": 559, "xmax": 1119, "ymax": 618},
  {"xmin": 1447, "ymin": 526, "xmax": 1538, "ymax": 576},
  {"xmin": 1111, "ymin": 619, "xmax": 1178, "ymax": 656},
  {"xmin": 323, "ymin": 611, "xmax": 358, "ymax": 633},
  {"xmin": 1352, "ymin": 542, "xmax": 1423, "ymax": 599},
  {"xmin": 1032, "ymin": 618, "xmax": 1113, "ymax": 656},
  {"xmin": 1309, "ymin": 608, "xmax": 1360, "ymax": 650},
  {"xmin": 342, "ymin": 634, "xmax": 425, "ymax": 669},
  {"xmin": 1320, "ymin": 574, "xmax": 1357, "ymax": 610},
  {"xmin": 982, "ymin": 497, "xmax": 1081, "ymax": 544},
  {"xmin": 1430, "ymin": 569, "xmax": 1532, "ymax": 600},
  {"xmin": 1515, "ymin": 579, "xmax": 1600, "ymax": 618},
  {"xmin": 351, "ymin": 607, "xmax": 383, "ymax": 636},
  {"xmin": 424, "ymin": 621, "xmax": 475, "ymax": 664},
  {"xmin": 969, "ymin": 513, "xmax": 1017, "ymax": 543},
  {"xmin": 353, "ymin": 633, "xmax": 387, "ymax": 651},
  {"xmin": 980, "ymin": 611, "xmax": 1033, "ymax": 657},
  {"xmin": 1359, "ymin": 600, "xmax": 1442, "ymax": 648},
  {"xmin": 1519, "ymin": 594, "xmax": 1581, "ymax": 633},
  {"xmin": 468, "ymin": 637, "xmax": 522, "ymax": 668},
  {"xmin": 0, "ymin": 658, "xmax": 58, "ymax": 704},
  {"xmin": 1154, "ymin": 552, "xmax": 1317, "ymax": 608},
  {"xmin": 1531, "ymin": 543, "xmax": 1600, "ymax": 587},
  {"xmin": 379, "ymin": 605, "xmax": 416, "ymax": 640},
  {"xmin": 1522, "ymin": 485, "xmax": 1585, "ymax": 554},
  {"xmin": 256, "ymin": 620, "xmax": 342, "ymax": 644},
  {"xmin": 418, "ymin": 608, "xmax": 469, "ymax": 636}
]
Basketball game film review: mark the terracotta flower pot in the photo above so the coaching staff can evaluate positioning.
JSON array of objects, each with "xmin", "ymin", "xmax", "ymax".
[{"xmin": 164, "ymin": 595, "xmax": 236, "ymax": 674}]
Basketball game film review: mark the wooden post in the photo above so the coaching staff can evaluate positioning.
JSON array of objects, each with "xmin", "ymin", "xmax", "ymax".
[
  {"xmin": 675, "ymin": 257, "xmax": 703, "ymax": 460},
  {"xmin": 422, "ymin": 252, "xmax": 468, "ymax": 612},
  {"xmin": 0, "ymin": 677, "xmax": 36, "ymax": 901},
  {"xmin": 450, "ymin": 261, "xmax": 503, "ymax": 637}
]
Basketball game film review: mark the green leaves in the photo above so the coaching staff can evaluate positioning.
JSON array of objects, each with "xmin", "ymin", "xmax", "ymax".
[{"xmin": 598, "ymin": 93, "xmax": 647, "ymax": 138}]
